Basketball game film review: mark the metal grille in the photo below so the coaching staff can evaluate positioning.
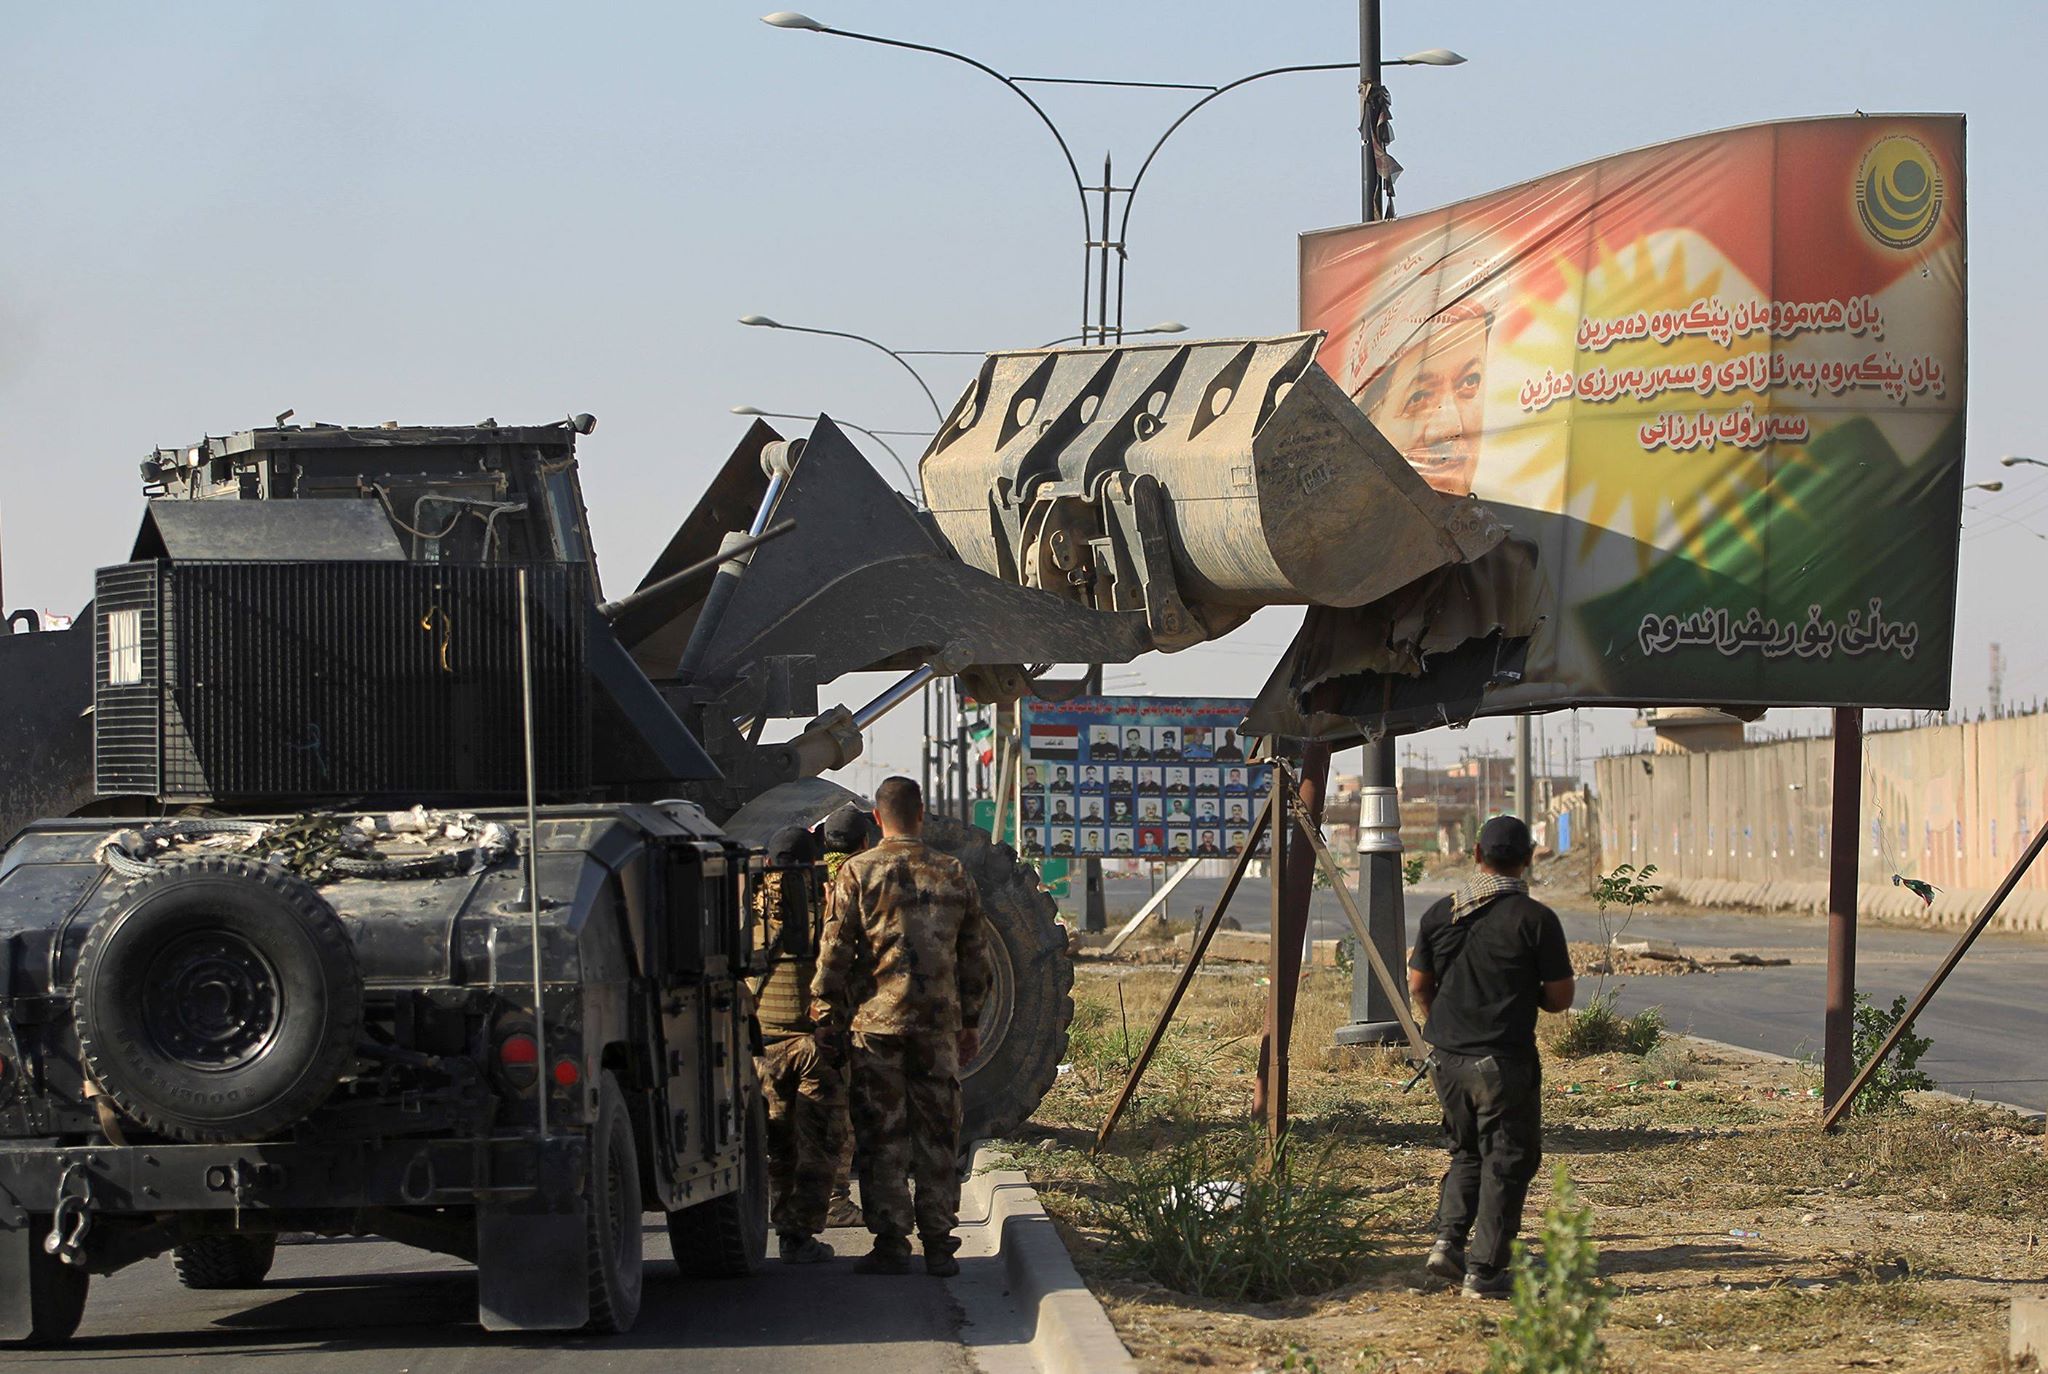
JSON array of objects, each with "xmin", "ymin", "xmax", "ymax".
[
  {"xmin": 95, "ymin": 560, "xmax": 590, "ymax": 803},
  {"xmin": 93, "ymin": 562, "xmax": 163, "ymax": 794}
]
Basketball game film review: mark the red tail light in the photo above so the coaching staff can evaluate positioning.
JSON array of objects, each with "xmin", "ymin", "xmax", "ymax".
[
  {"xmin": 552, "ymin": 1058, "xmax": 581, "ymax": 1088},
  {"xmin": 498, "ymin": 1034, "xmax": 540, "ymax": 1068}
]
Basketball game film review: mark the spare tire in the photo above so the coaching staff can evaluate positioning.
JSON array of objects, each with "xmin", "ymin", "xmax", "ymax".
[
  {"xmin": 75, "ymin": 856, "xmax": 362, "ymax": 1143},
  {"xmin": 921, "ymin": 816, "xmax": 1073, "ymax": 1143}
]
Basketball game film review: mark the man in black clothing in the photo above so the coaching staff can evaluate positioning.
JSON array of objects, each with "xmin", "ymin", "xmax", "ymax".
[{"xmin": 1407, "ymin": 815, "xmax": 1574, "ymax": 1300}]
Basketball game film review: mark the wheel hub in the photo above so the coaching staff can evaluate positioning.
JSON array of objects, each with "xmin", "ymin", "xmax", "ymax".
[{"xmin": 142, "ymin": 930, "xmax": 282, "ymax": 1070}]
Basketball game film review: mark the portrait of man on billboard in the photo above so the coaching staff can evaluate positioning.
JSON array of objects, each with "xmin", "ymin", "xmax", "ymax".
[
  {"xmin": 1345, "ymin": 291, "xmax": 1494, "ymax": 499},
  {"xmin": 1088, "ymin": 725, "xmax": 1120, "ymax": 760},
  {"xmin": 1051, "ymin": 829, "xmax": 1076, "ymax": 856},
  {"xmin": 1049, "ymin": 795, "xmax": 1075, "ymax": 823},
  {"xmin": 1109, "ymin": 830, "xmax": 1134, "ymax": 856},
  {"xmin": 1196, "ymin": 828, "xmax": 1222, "ymax": 857}
]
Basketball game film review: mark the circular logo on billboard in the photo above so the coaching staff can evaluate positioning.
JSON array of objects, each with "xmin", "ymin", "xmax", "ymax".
[{"xmin": 1855, "ymin": 135, "xmax": 1945, "ymax": 249}]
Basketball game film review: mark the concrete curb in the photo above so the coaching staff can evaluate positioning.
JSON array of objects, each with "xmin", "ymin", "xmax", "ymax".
[
  {"xmin": 958, "ymin": 1141, "xmax": 1136, "ymax": 1374},
  {"xmin": 1681, "ymin": 1034, "xmax": 2044, "ymax": 1122}
]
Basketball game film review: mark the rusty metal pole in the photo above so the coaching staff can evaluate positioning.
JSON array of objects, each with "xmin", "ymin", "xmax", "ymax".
[
  {"xmin": 1823, "ymin": 706, "xmax": 1863, "ymax": 1113},
  {"xmin": 1264, "ymin": 761, "xmax": 1293, "ymax": 1143}
]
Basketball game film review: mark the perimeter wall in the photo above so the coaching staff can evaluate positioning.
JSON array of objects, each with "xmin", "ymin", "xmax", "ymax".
[{"xmin": 1595, "ymin": 713, "xmax": 2048, "ymax": 929}]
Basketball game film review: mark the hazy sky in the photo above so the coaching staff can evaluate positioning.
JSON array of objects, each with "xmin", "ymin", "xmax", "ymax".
[{"xmin": 5, "ymin": 2, "xmax": 2040, "ymax": 797}]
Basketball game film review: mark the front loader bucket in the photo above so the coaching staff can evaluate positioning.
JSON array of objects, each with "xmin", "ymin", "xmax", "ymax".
[{"xmin": 919, "ymin": 334, "xmax": 1506, "ymax": 635}]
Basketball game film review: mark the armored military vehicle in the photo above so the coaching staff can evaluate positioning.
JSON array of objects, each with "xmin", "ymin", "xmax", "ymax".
[{"xmin": 0, "ymin": 333, "xmax": 1506, "ymax": 1343}]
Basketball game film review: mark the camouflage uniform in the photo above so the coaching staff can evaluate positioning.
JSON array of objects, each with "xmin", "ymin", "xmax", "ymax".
[
  {"xmin": 811, "ymin": 836, "xmax": 991, "ymax": 1254},
  {"xmin": 750, "ymin": 867, "xmax": 847, "ymax": 1240},
  {"xmin": 817, "ymin": 846, "xmax": 862, "ymax": 1222}
]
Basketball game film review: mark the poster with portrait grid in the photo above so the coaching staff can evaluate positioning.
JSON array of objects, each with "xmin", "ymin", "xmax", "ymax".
[{"xmin": 1017, "ymin": 696, "xmax": 1270, "ymax": 861}]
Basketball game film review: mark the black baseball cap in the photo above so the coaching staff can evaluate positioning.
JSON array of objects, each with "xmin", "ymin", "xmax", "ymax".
[
  {"xmin": 767, "ymin": 825, "xmax": 817, "ymax": 865},
  {"xmin": 821, "ymin": 804, "xmax": 874, "ymax": 852},
  {"xmin": 1477, "ymin": 814, "xmax": 1534, "ymax": 857}
]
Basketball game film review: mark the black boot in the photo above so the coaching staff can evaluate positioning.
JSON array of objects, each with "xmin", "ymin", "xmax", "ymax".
[
  {"xmin": 854, "ymin": 1234, "xmax": 913, "ymax": 1275},
  {"xmin": 921, "ymin": 1233, "xmax": 960, "ymax": 1278}
]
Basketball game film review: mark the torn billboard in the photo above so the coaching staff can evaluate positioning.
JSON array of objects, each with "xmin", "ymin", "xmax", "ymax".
[{"xmin": 1268, "ymin": 114, "xmax": 1966, "ymax": 738}]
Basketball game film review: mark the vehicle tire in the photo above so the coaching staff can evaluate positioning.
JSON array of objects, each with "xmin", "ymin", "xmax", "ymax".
[
  {"xmin": 74, "ymin": 856, "xmax": 362, "ymax": 1143},
  {"xmin": 584, "ymin": 1071, "xmax": 644, "ymax": 1334},
  {"xmin": 172, "ymin": 1234, "xmax": 277, "ymax": 1289},
  {"xmin": 920, "ymin": 815, "xmax": 1075, "ymax": 1144},
  {"xmin": 23, "ymin": 1217, "xmax": 89, "ymax": 1344},
  {"xmin": 666, "ymin": 1091, "xmax": 768, "ymax": 1279}
]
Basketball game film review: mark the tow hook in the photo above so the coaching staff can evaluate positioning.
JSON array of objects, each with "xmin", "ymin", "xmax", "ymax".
[{"xmin": 44, "ymin": 1162, "xmax": 93, "ymax": 1268}]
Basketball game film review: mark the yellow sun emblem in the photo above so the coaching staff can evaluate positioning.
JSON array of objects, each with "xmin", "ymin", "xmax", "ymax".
[{"xmin": 1855, "ymin": 135, "xmax": 1944, "ymax": 251}]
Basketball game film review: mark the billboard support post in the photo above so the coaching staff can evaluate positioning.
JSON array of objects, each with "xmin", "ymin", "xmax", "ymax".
[
  {"xmin": 1340, "ymin": 735, "xmax": 1408, "ymax": 1045},
  {"xmin": 1823, "ymin": 706, "xmax": 1863, "ymax": 1112},
  {"xmin": 1263, "ymin": 760, "xmax": 1294, "ymax": 1143}
]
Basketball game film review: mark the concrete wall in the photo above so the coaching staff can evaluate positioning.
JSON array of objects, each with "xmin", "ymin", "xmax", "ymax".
[{"xmin": 1595, "ymin": 713, "xmax": 2048, "ymax": 929}]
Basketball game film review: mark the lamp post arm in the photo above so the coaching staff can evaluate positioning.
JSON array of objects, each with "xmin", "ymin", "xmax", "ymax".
[
  {"xmin": 1117, "ymin": 62, "xmax": 1353, "ymax": 250},
  {"xmin": 818, "ymin": 24, "xmax": 1095, "ymax": 334},
  {"xmin": 773, "ymin": 323, "xmax": 945, "ymax": 424}
]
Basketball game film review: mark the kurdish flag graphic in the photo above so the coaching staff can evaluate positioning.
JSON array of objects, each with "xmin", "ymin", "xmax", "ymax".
[{"xmin": 1300, "ymin": 115, "xmax": 1965, "ymax": 712}]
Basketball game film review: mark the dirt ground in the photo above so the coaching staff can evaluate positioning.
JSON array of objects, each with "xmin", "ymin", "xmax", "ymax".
[{"xmin": 1003, "ymin": 963, "xmax": 2048, "ymax": 1373}]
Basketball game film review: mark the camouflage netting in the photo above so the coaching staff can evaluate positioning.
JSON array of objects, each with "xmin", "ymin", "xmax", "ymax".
[{"xmin": 95, "ymin": 806, "xmax": 516, "ymax": 884}]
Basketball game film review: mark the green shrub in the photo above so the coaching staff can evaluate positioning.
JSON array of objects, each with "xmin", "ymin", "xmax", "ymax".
[
  {"xmin": 1848, "ymin": 991, "xmax": 1935, "ymax": 1114},
  {"xmin": 1553, "ymin": 991, "xmax": 1664, "ymax": 1059},
  {"xmin": 1403, "ymin": 855, "xmax": 1426, "ymax": 885},
  {"xmin": 1093, "ymin": 1128, "xmax": 1376, "ymax": 1301},
  {"xmin": 1487, "ymin": 1164, "xmax": 1608, "ymax": 1373}
]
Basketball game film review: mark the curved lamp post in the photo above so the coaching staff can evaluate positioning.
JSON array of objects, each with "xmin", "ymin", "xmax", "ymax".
[
  {"xmin": 763, "ymin": 11, "xmax": 1462, "ymax": 343},
  {"xmin": 730, "ymin": 404, "xmax": 927, "ymax": 504},
  {"xmin": 738, "ymin": 315, "xmax": 944, "ymax": 424}
]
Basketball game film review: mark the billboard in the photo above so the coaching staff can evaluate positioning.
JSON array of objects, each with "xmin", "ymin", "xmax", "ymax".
[
  {"xmin": 1299, "ymin": 114, "xmax": 1965, "ymax": 717},
  {"xmin": 1018, "ymin": 697, "xmax": 1270, "ymax": 861}
]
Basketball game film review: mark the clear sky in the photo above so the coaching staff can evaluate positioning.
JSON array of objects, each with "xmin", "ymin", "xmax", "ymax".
[{"xmin": 4, "ymin": 2, "xmax": 2041, "ymax": 797}]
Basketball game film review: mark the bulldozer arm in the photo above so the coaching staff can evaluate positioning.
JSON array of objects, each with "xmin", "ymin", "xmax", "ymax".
[{"xmin": 623, "ymin": 335, "xmax": 1512, "ymax": 735}]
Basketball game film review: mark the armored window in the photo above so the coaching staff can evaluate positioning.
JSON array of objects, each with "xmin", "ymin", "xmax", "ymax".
[{"xmin": 106, "ymin": 608, "xmax": 142, "ymax": 686}]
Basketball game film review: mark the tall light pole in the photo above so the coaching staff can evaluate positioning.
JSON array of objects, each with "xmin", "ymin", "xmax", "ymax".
[
  {"xmin": 762, "ymin": 12, "xmax": 1460, "ymax": 344},
  {"xmin": 1337, "ymin": 0, "xmax": 1445, "ymax": 1051}
]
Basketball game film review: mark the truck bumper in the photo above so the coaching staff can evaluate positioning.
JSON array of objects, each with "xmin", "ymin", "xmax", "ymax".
[{"xmin": 0, "ymin": 1132, "xmax": 589, "ymax": 1221}]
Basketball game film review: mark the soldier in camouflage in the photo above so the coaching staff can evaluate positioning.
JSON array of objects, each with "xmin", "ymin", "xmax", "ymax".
[
  {"xmin": 750, "ymin": 826, "xmax": 845, "ymax": 1264},
  {"xmin": 812, "ymin": 777, "xmax": 991, "ymax": 1277},
  {"xmin": 815, "ymin": 803, "xmax": 878, "ymax": 1229}
]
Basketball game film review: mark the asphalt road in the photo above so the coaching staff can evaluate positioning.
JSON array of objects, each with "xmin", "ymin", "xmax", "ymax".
[
  {"xmin": 1, "ymin": 1223, "xmax": 973, "ymax": 1372},
  {"xmin": 1101, "ymin": 874, "xmax": 2048, "ymax": 1111}
]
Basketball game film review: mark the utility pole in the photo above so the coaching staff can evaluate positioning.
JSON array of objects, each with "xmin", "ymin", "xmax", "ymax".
[
  {"xmin": 1823, "ymin": 707, "xmax": 1863, "ymax": 1112},
  {"xmin": 1335, "ymin": 0, "xmax": 1407, "ymax": 1051},
  {"xmin": 1514, "ymin": 716, "xmax": 1532, "ymax": 819}
]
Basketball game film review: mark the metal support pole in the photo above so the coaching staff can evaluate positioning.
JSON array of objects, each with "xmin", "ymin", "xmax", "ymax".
[
  {"xmin": 920, "ymin": 682, "xmax": 932, "ymax": 804},
  {"xmin": 517, "ymin": 568, "xmax": 548, "ymax": 1141},
  {"xmin": 1095, "ymin": 152, "xmax": 1113, "ymax": 344},
  {"xmin": 1263, "ymin": 761, "xmax": 1292, "ymax": 1142},
  {"xmin": 955, "ymin": 693, "xmax": 970, "ymax": 825},
  {"xmin": 1515, "ymin": 716, "xmax": 1532, "ymax": 819},
  {"xmin": 1359, "ymin": 0, "xmax": 1381, "ymax": 221},
  {"xmin": 1340, "ymin": 735, "xmax": 1408, "ymax": 1044},
  {"xmin": 1821, "ymin": 811, "xmax": 2048, "ymax": 1130},
  {"xmin": 1823, "ymin": 706, "xmax": 1863, "ymax": 1113},
  {"xmin": 1082, "ymin": 664, "xmax": 1107, "ymax": 932},
  {"xmin": 1097, "ymin": 794, "xmax": 1274, "ymax": 1147}
]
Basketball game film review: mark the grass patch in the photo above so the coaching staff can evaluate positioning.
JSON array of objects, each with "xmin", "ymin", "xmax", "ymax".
[
  {"xmin": 1616, "ymin": 1277, "xmax": 1968, "ymax": 1353},
  {"xmin": 1552, "ymin": 990, "xmax": 1665, "ymax": 1058},
  {"xmin": 1091, "ymin": 1125, "xmax": 1379, "ymax": 1302}
]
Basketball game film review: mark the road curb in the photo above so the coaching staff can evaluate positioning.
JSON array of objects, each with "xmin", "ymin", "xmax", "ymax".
[
  {"xmin": 1681, "ymin": 1034, "xmax": 2044, "ymax": 1122},
  {"xmin": 959, "ymin": 1142, "xmax": 1136, "ymax": 1374}
]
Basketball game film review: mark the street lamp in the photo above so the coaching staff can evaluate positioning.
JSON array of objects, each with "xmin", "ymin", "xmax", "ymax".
[
  {"xmin": 737, "ymin": 315, "xmax": 944, "ymax": 423},
  {"xmin": 1966, "ymin": 481, "xmax": 2005, "ymax": 493},
  {"xmin": 762, "ymin": 13, "xmax": 1464, "ymax": 344},
  {"xmin": 2001, "ymin": 455, "xmax": 2048, "ymax": 470},
  {"xmin": 730, "ymin": 404, "xmax": 927, "ymax": 504},
  {"xmin": 1037, "ymin": 320, "xmax": 1186, "ymax": 348}
]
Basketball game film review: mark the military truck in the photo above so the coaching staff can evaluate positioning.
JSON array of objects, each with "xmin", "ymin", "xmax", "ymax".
[{"xmin": 0, "ymin": 334, "xmax": 1506, "ymax": 1342}]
